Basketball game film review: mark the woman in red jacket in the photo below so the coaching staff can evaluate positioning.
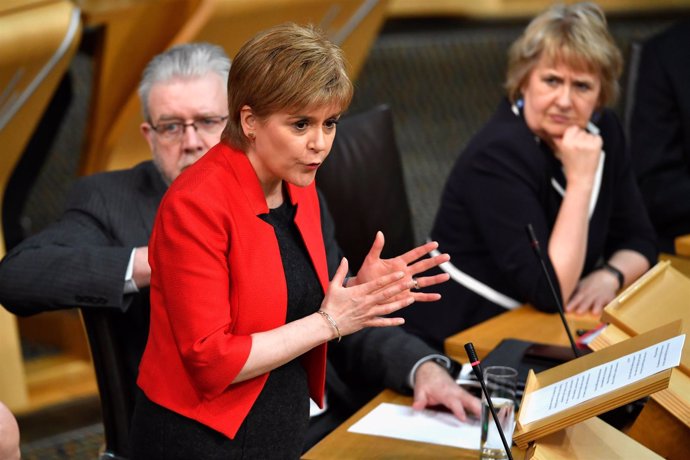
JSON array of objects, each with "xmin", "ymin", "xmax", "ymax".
[{"xmin": 130, "ymin": 23, "xmax": 449, "ymax": 459}]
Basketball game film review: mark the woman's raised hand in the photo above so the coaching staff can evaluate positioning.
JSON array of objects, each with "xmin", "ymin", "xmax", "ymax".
[
  {"xmin": 351, "ymin": 231, "xmax": 451, "ymax": 302},
  {"xmin": 319, "ymin": 257, "xmax": 415, "ymax": 338}
]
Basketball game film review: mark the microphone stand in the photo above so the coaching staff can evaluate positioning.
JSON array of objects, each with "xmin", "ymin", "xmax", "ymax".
[
  {"xmin": 465, "ymin": 342, "xmax": 514, "ymax": 460},
  {"xmin": 525, "ymin": 223, "xmax": 580, "ymax": 358}
]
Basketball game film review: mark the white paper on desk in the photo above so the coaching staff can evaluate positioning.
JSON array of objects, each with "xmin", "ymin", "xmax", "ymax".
[
  {"xmin": 347, "ymin": 402, "xmax": 481, "ymax": 449},
  {"xmin": 520, "ymin": 334, "xmax": 686, "ymax": 425}
]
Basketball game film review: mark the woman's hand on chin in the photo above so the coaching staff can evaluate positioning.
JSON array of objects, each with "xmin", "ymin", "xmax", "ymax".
[{"xmin": 555, "ymin": 125, "xmax": 602, "ymax": 189}]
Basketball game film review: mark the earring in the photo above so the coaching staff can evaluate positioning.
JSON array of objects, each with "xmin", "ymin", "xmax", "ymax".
[
  {"xmin": 511, "ymin": 98, "xmax": 524, "ymax": 116},
  {"xmin": 247, "ymin": 132, "xmax": 255, "ymax": 140}
]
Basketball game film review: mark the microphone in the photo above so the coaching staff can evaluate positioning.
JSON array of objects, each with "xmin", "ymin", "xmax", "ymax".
[
  {"xmin": 525, "ymin": 223, "xmax": 580, "ymax": 358},
  {"xmin": 465, "ymin": 342, "xmax": 514, "ymax": 460}
]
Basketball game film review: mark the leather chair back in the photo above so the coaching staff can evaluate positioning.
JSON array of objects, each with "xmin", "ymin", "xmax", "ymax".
[
  {"xmin": 317, "ymin": 104, "xmax": 415, "ymax": 273},
  {"xmin": 80, "ymin": 309, "xmax": 133, "ymax": 460},
  {"xmin": 623, "ymin": 40, "xmax": 643, "ymax": 146}
]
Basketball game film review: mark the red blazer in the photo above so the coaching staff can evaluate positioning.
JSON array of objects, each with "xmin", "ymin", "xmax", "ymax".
[{"xmin": 137, "ymin": 143, "xmax": 329, "ymax": 439}]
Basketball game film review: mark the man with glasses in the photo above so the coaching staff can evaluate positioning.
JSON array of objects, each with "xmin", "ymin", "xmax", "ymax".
[{"xmin": 0, "ymin": 42, "xmax": 231, "ymax": 400}]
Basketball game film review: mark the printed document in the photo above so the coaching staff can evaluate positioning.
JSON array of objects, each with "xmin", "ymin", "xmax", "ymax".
[
  {"xmin": 348, "ymin": 403, "xmax": 481, "ymax": 449},
  {"xmin": 520, "ymin": 334, "xmax": 685, "ymax": 425}
]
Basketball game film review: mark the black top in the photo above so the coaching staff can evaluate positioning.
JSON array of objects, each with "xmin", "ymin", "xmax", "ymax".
[
  {"xmin": 243, "ymin": 199, "xmax": 324, "ymax": 457},
  {"xmin": 401, "ymin": 99, "xmax": 657, "ymax": 349}
]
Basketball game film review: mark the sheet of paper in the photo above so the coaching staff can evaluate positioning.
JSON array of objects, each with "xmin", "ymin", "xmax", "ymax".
[
  {"xmin": 347, "ymin": 402, "xmax": 481, "ymax": 450},
  {"xmin": 520, "ymin": 334, "xmax": 685, "ymax": 425}
]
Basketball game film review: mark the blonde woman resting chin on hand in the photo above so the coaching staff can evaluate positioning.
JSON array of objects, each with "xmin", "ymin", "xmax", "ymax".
[{"xmin": 400, "ymin": 2, "xmax": 656, "ymax": 350}]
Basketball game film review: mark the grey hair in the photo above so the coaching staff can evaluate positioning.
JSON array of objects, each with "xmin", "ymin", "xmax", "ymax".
[{"xmin": 138, "ymin": 42, "xmax": 231, "ymax": 121}]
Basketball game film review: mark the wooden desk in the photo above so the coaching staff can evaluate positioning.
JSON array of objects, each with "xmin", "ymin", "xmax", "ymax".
[
  {"xmin": 444, "ymin": 306, "xmax": 600, "ymax": 361},
  {"xmin": 303, "ymin": 306, "xmax": 656, "ymax": 459},
  {"xmin": 676, "ymin": 234, "xmax": 690, "ymax": 256},
  {"xmin": 302, "ymin": 388, "xmax": 660, "ymax": 459}
]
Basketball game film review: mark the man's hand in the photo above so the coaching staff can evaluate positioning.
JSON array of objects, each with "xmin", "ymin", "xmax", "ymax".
[
  {"xmin": 132, "ymin": 246, "xmax": 151, "ymax": 289},
  {"xmin": 412, "ymin": 360, "xmax": 481, "ymax": 421}
]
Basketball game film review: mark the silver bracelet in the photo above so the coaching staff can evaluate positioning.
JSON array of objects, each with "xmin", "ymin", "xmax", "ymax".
[{"xmin": 317, "ymin": 310, "xmax": 341, "ymax": 342}]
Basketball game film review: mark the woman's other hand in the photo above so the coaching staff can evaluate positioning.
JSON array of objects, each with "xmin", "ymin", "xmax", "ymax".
[
  {"xmin": 565, "ymin": 249, "xmax": 650, "ymax": 315},
  {"xmin": 350, "ymin": 231, "xmax": 450, "ymax": 302},
  {"xmin": 565, "ymin": 268, "xmax": 618, "ymax": 315}
]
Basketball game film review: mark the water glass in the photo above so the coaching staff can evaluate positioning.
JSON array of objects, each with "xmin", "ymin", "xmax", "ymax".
[{"xmin": 479, "ymin": 366, "xmax": 517, "ymax": 460}]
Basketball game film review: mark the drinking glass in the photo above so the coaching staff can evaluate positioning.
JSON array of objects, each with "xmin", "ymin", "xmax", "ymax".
[{"xmin": 479, "ymin": 366, "xmax": 517, "ymax": 460}]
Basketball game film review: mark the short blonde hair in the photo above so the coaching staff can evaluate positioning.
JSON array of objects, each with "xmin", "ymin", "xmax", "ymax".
[
  {"xmin": 222, "ymin": 23, "xmax": 353, "ymax": 150},
  {"xmin": 505, "ymin": 2, "xmax": 622, "ymax": 107}
]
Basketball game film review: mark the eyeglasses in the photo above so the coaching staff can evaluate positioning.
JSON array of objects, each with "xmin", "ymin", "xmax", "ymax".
[{"xmin": 149, "ymin": 116, "xmax": 229, "ymax": 142}]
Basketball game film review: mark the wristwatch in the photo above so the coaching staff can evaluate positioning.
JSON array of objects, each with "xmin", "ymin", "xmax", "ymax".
[
  {"xmin": 431, "ymin": 356, "xmax": 463, "ymax": 380},
  {"xmin": 601, "ymin": 262, "xmax": 624, "ymax": 291},
  {"xmin": 411, "ymin": 354, "xmax": 464, "ymax": 388}
]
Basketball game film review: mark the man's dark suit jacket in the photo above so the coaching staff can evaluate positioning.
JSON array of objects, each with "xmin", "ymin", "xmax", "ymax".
[
  {"xmin": 0, "ymin": 161, "xmax": 164, "ymax": 385},
  {"xmin": 630, "ymin": 21, "xmax": 690, "ymax": 253},
  {"xmin": 0, "ymin": 160, "xmax": 440, "ymax": 442}
]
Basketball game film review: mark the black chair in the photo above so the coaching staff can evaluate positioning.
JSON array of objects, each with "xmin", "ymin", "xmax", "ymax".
[
  {"xmin": 80, "ymin": 309, "xmax": 134, "ymax": 460},
  {"xmin": 317, "ymin": 104, "xmax": 416, "ymax": 273},
  {"xmin": 622, "ymin": 40, "xmax": 643, "ymax": 147}
]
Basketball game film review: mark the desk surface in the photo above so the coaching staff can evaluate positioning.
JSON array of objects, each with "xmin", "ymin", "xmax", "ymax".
[{"xmin": 445, "ymin": 306, "xmax": 600, "ymax": 361}]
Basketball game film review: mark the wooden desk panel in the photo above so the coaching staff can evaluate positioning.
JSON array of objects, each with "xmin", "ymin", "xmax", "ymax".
[
  {"xmin": 675, "ymin": 234, "xmax": 690, "ymax": 256},
  {"xmin": 444, "ymin": 306, "xmax": 600, "ymax": 362},
  {"xmin": 0, "ymin": 0, "xmax": 82, "ymax": 413},
  {"xmin": 525, "ymin": 416, "xmax": 662, "ymax": 460},
  {"xmin": 388, "ymin": 0, "xmax": 690, "ymax": 19},
  {"xmin": 626, "ymin": 397, "xmax": 690, "ymax": 460}
]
